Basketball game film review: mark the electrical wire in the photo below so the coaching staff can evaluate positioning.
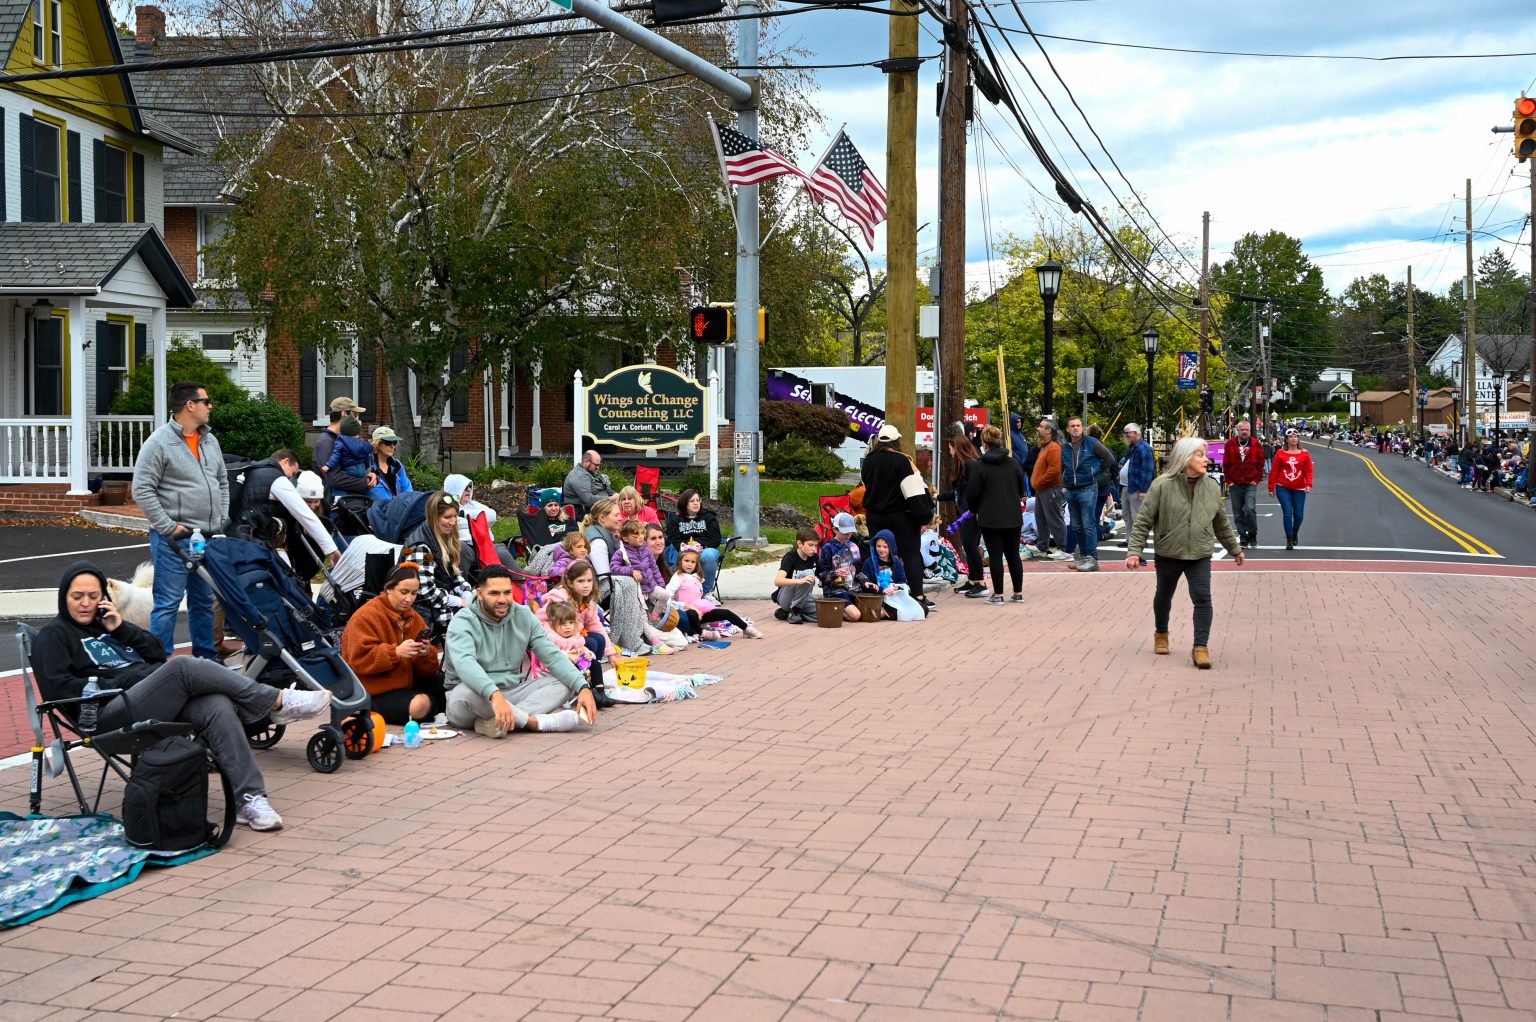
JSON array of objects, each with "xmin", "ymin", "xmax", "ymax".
[{"xmin": 981, "ymin": 25, "xmax": 1536, "ymax": 62}]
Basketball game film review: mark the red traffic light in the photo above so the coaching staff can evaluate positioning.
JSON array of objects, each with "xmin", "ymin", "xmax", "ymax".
[
  {"xmin": 689, "ymin": 306, "xmax": 730, "ymax": 343},
  {"xmin": 1518, "ymin": 97, "xmax": 1536, "ymax": 117}
]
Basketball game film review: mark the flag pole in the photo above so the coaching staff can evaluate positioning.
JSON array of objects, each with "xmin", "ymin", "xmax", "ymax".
[
  {"xmin": 761, "ymin": 124, "xmax": 845, "ymax": 248},
  {"xmin": 708, "ymin": 118, "xmax": 744, "ymax": 239}
]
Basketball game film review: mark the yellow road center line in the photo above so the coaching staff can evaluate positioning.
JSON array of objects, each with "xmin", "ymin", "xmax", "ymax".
[{"xmin": 1305, "ymin": 442, "xmax": 1499, "ymax": 556}]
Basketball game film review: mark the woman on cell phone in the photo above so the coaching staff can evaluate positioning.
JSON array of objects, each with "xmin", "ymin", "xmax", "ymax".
[{"xmin": 340, "ymin": 565, "xmax": 446, "ymax": 725}]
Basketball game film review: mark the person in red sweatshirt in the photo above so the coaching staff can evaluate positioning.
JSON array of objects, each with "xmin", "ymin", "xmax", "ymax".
[
  {"xmin": 1223, "ymin": 420, "xmax": 1266, "ymax": 548},
  {"xmin": 1268, "ymin": 430, "xmax": 1314, "ymax": 550}
]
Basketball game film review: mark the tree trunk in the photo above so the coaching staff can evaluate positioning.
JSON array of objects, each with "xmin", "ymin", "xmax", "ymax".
[
  {"xmin": 385, "ymin": 362, "xmax": 417, "ymax": 463},
  {"xmin": 415, "ymin": 376, "xmax": 451, "ymax": 470}
]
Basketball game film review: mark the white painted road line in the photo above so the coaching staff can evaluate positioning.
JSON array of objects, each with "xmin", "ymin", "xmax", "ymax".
[{"xmin": 0, "ymin": 543, "xmax": 149, "ymax": 565}]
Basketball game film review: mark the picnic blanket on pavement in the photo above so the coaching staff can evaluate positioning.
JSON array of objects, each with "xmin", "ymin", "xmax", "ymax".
[{"xmin": 1, "ymin": 813, "xmax": 214, "ymax": 928}]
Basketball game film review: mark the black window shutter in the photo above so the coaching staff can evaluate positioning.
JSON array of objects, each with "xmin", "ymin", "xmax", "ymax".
[
  {"xmin": 449, "ymin": 344, "xmax": 469, "ymax": 424},
  {"xmin": 134, "ymin": 323, "xmax": 147, "ymax": 368},
  {"xmin": 298, "ymin": 345, "xmax": 317, "ymax": 421},
  {"xmin": 66, "ymin": 130, "xmax": 81, "ymax": 223},
  {"xmin": 92, "ymin": 139, "xmax": 107, "ymax": 221},
  {"xmin": 19, "ymin": 114, "xmax": 35, "ymax": 222},
  {"xmin": 356, "ymin": 343, "xmax": 376, "ymax": 423},
  {"xmin": 95, "ymin": 321, "xmax": 112, "ymax": 414},
  {"xmin": 0, "ymin": 116, "xmax": 6, "ymax": 220},
  {"xmin": 132, "ymin": 152, "xmax": 144, "ymax": 223}
]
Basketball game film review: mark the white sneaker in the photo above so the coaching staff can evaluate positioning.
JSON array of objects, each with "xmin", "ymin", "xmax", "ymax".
[
  {"xmin": 271, "ymin": 687, "xmax": 331, "ymax": 725},
  {"xmin": 1047, "ymin": 551, "xmax": 1074, "ymax": 561},
  {"xmin": 237, "ymin": 793, "xmax": 283, "ymax": 831}
]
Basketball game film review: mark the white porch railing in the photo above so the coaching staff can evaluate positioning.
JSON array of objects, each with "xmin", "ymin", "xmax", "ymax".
[
  {"xmin": 89, "ymin": 416, "xmax": 156, "ymax": 473},
  {"xmin": 0, "ymin": 419, "xmax": 71, "ymax": 483}
]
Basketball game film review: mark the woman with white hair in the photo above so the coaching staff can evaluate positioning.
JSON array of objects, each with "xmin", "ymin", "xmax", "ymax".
[{"xmin": 1125, "ymin": 437, "xmax": 1244, "ymax": 669}]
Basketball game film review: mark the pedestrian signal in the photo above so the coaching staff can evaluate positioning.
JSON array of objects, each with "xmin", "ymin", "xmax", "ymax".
[
  {"xmin": 1516, "ymin": 97, "xmax": 1536, "ymax": 160},
  {"xmin": 689, "ymin": 306, "xmax": 731, "ymax": 344}
]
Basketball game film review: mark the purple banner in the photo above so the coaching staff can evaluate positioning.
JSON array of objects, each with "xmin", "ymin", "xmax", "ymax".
[{"xmin": 766, "ymin": 369, "xmax": 885, "ymax": 441}]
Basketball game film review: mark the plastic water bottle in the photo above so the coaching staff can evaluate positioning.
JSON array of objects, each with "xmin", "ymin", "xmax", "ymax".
[
  {"xmin": 403, "ymin": 720, "xmax": 421, "ymax": 749},
  {"xmin": 878, "ymin": 568, "xmax": 893, "ymax": 591},
  {"xmin": 79, "ymin": 678, "xmax": 100, "ymax": 732},
  {"xmin": 189, "ymin": 528, "xmax": 206, "ymax": 559}
]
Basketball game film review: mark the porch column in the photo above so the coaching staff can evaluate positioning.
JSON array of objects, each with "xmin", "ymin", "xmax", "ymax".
[
  {"xmin": 498, "ymin": 362, "xmax": 512, "ymax": 458},
  {"xmin": 531, "ymin": 360, "xmax": 544, "ymax": 457},
  {"xmin": 67, "ymin": 298, "xmax": 89, "ymax": 493},
  {"xmin": 151, "ymin": 305, "xmax": 168, "ymax": 425}
]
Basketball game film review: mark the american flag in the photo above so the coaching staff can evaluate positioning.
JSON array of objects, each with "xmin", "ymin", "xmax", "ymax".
[
  {"xmin": 713, "ymin": 122, "xmax": 809, "ymax": 187},
  {"xmin": 807, "ymin": 131, "xmax": 887, "ymax": 246}
]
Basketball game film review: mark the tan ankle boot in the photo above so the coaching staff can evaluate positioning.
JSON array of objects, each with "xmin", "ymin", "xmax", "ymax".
[
  {"xmin": 1191, "ymin": 645, "xmax": 1212, "ymax": 669},
  {"xmin": 1153, "ymin": 632, "xmax": 1170, "ymax": 655}
]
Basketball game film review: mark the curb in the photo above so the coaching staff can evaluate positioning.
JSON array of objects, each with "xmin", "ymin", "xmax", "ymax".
[{"xmin": 79, "ymin": 509, "xmax": 150, "ymax": 532}]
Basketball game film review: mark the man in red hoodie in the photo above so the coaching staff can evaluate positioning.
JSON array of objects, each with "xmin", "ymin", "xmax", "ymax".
[{"xmin": 1223, "ymin": 420, "xmax": 1266, "ymax": 548}]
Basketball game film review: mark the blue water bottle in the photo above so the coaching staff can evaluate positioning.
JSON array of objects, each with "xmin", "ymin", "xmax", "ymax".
[
  {"xmin": 403, "ymin": 720, "xmax": 421, "ymax": 749},
  {"xmin": 189, "ymin": 527, "xmax": 207, "ymax": 559}
]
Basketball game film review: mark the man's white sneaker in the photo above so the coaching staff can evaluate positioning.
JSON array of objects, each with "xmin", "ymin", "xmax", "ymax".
[
  {"xmin": 1047, "ymin": 551, "xmax": 1074, "ymax": 561},
  {"xmin": 237, "ymin": 793, "xmax": 283, "ymax": 831},
  {"xmin": 271, "ymin": 687, "xmax": 331, "ymax": 725}
]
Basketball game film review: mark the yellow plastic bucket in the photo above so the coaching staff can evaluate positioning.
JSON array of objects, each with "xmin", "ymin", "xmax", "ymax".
[{"xmin": 613, "ymin": 657, "xmax": 649, "ymax": 689}]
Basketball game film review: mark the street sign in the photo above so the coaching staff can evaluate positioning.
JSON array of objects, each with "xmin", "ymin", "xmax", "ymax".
[
  {"xmin": 584, "ymin": 364, "xmax": 707, "ymax": 449},
  {"xmin": 1076, "ymin": 368, "xmax": 1095, "ymax": 394},
  {"xmin": 733, "ymin": 431, "xmax": 763, "ymax": 464},
  {"xmin": 916, "ymin": 406, "xmax": 988, "ymax": 447},
  {"xmin": 549, "ymin": 0, "xmax": 573, "ymax": 9}
]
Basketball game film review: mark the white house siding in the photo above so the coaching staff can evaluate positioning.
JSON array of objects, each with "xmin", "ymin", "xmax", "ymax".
[
  {"xmin": 167, "ymin": 310, "xmax": 267, "ymax": 396},
  {"xmin": 0, "ymin": 91, "xmax": 165, "ymax": 228}
]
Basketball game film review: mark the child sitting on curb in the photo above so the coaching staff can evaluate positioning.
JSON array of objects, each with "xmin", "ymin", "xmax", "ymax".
[
  {"xmin": 816, "ymin": 512, "xmax": 865, "ymax": 622},
  {"xmin": 667, "ymin": 544, "xmax": 763, "ymax": 639}
]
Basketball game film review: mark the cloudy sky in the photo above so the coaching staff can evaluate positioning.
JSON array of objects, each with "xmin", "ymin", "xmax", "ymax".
[{"xmin": 770, "ymin": 0, "xmax": 1536, "ymax": 301}]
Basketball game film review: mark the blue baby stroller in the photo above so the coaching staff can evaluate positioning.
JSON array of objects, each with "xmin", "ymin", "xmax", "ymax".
[{"xmin": 196, "ymin": 534, "xmax": 373, "ymax": 774}]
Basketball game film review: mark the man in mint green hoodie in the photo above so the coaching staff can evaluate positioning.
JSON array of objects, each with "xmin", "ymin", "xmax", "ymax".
[{"xmin": 443, "ymin": 566, "xmax": 596, "ymax": 737}]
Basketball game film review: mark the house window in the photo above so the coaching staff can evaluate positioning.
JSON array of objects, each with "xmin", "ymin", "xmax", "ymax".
[
  {"xmin": 323, "ymin": 355, "xmax": 357, "ymax": 413},
  {"xmin": 27, "ymin": 118, "xmax": 62, "ymax": 222},
  {"xmin": 95, "ymin": 142, "xmax": 128, "ymax": 222},
  {"xmin": 201, "ymin": 332, "xmax": 239, "ymax": 384},
  {"xmin": 198, "ymin": 208, "xmax": 230, "ymax": 280},
  {"xmin": 32, "ymin": 1, "xmax": 43, "ymax": 62},
  {"xmin": 29, "ymin": 316, "xmax": 65, "ymax": 416},
  {"xmin": 103, "ymin": 319, "xmax": 131, "ymax": 401},
  {"xmin": 48, "ymin": 0, "xmax": 61, "ymax": 68}
]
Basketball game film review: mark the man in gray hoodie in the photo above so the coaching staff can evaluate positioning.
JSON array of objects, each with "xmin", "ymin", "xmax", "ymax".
[
  {"xmin": 443, "ymin": 566, "xmax": 596, "ymax": 737},
  {"xmin": 131, "ymin": 381, "xmax": 229, "ymax": 659}
]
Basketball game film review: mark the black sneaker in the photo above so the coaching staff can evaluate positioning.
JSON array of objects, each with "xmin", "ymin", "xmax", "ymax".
[
  {"xmin": 774, "ymin": 607, "xmax": 790, "ymax": 621},
  {"xmin": 1010, "ymin": 594, "xmax": 1024, "ymax": 603},
  {"xmin": 964, "ymin": 585, "xmax": 988, "ymax": 598},
  {"xmin": 786, "ymin": 611, "xmax": 806, "ymax": 625}
]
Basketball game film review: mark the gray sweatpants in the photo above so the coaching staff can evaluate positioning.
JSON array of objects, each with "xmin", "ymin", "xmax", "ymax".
[
  {"xmin": 1122, "ymin": 489, "xmax": 1145, "ymax": 540},
  {"xmin": 446, "ymin": 676, "xmax": 577, "ymax": 730},
  {"xmin": 1228, "ymin": 483, "xmax": 1258, "ymax": 538},
  {"xmin": 98, "ymin": 657, "xmax": 280, "ymax": 802},
  {"xmin": 773, "ymin": 580, "xmax": 818, "ymax": 614},
  {"xmin": 1034, "ymin": 485, "xmax": 1068, "ymax": 550}
]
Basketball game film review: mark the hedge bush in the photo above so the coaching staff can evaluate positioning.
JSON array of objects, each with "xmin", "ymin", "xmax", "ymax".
[
  {"xmin": 528, "ymin": 459, "xmax": 572, "ymax": 489},
  {"xmin": 765, "ymin": 436, "xmax": 845, "ymax": 481},
  {"xmin": 209, "ymin": 394, "xmax": 307, "ymax": 459},
  {"xmin": 760, "ymin": 399, "xmax": 851, "ymax": 448},
  {"xmin": 111, "ymin": 341, "xmax": 247, "ymax": 414}
]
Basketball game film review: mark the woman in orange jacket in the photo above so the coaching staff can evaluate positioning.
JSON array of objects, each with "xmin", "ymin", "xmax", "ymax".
[{"xmin": 340, "ymin": 565, "xmax": 445, "ymax": 724}]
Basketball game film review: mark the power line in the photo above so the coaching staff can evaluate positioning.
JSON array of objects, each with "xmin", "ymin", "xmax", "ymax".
[{"xmin": 982, "ymin": 26, "xmax": 1536, "ymax": 62}]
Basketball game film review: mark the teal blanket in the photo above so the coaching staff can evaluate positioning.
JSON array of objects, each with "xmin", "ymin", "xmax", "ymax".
[{"xmin": 0, "ymin": 813, "xmax": 214, "ymax": 927}]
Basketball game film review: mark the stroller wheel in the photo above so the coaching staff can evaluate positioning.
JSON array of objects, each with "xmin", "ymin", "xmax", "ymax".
[
  {"xmin": 306, "ymin": 727, "xmax": 344, "ymax": 774},
  {"xmin": 341, "ymin": 716, "xmax": 372, "ymax": 760},
  {"xmin": 247, "ymin": 722, "xmax": 286, "ymax": 750}
]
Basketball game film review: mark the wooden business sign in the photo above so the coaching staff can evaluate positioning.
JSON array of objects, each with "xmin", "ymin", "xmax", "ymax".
[{"xmin": 583, "ymin": 364, "xmax": 708, "ymax": 450}]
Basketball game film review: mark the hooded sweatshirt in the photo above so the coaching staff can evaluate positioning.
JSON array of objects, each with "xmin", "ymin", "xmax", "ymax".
[
  {"xmin": 443, "ymin": 595, "xmax": 586, "ymax": 701},
  {"xmin": 860, "ymin": 529, "xmax": 909, "ymax": 586},
  {"xmin": 32, "ymin": 561, "xmax": 166, "ymax": 707}
]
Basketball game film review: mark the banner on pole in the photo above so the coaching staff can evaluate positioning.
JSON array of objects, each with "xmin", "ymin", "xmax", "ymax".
[{"xmin": 1177, "ymin": 352, "xmax": 1198, "ymax": 390}]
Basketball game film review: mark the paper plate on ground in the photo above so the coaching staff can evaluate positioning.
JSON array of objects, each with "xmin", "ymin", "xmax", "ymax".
[{"xmin": 418, "ymin": 728, "xmax": 458, "ymax": 740}]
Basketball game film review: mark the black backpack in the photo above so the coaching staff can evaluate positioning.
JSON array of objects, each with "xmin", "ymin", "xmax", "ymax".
[{"xmin": 122, "ymin": 737, "xmax": 234, "ymax": 852}]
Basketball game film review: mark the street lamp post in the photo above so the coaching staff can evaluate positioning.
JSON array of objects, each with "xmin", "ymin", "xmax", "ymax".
[
  {"xmin": 1492, "ymin": 369, "xmax": 1505, "ymax": 442},
  {"xmin": 1035, "ymin": 258, "xmax": 1062, "ymax": 416},
  {"xmin": 1141, "ymin": 326, "xmax": 1159, "ymax": 433},
  {"xmin": 1450, "ymin": 360, "xmax": 1462, "ymax": 444}
]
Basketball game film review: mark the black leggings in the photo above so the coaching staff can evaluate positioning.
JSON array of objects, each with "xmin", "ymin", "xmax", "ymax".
[
  {"xmin": 866, "ymin": 512, "xmax": 925, "ymax": 601},
  {"xmin": 677, "ymin": 607, "xmax": 749, "ymax": 635},
  {"xmin": 369, "ymin": 674, "xmax": 447, "ymax": 725},
  {"xmin": 1152, "ymin": 556, "xmax": 1213, "ymax": 646},
  {"xmin": 957, "ymin": 517, "xmax": 984, "ymax": 582},
  {"xmin": 980, "ymin": 526, "xmax": 1023, "ymax": 594}
]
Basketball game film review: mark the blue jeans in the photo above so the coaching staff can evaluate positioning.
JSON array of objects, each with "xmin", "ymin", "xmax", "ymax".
[
  {"xmin": 149, "ymin": 530, "xmax": 217, "ymax": 659},
  {"xmin": 665, "ymin": 545, "xmax": 721, "ymax": 594},
  {"xmin": 1065, "ymin": 487, "xmax": 1098, "ymax": 560},
  {"xmin": 1275, "ymin": 487, "xmax": 1307, "ymax": 539}
]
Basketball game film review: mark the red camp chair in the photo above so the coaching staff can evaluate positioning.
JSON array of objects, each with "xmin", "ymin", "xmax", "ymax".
[
  {"xmin": 815, "ymin": 493, "xmax": 852, "ymax": 544},
  {"xmin": 635, "ymin": 464, "xmax": 662, "ymax": 510}
]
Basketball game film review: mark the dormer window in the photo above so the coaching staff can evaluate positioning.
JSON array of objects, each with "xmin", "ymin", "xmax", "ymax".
[
  {"xmin": 49, "ymin": 0, "xmax": 61, "ymax": 68},
  {"xmin": 31, "ymin": 1, "xmax": 43, "ymax": 63}
]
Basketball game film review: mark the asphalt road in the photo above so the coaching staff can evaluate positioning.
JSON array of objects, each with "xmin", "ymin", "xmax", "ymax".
[{"xmin": 1236, "ymin": 440, "xmax": 1531, "ymax": 565}]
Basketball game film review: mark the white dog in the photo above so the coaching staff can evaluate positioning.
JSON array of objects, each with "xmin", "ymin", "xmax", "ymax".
[{"xmin": 106, "ymin": 562, "xmax": 155, "ymax": 630}]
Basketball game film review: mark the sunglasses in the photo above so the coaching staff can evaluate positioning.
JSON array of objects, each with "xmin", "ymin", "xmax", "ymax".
[
  {"xmin": 190, "ymin": 397, "xmax": 213, "ymax": 406},
  {"xmin": 380, "ymin": 440, "xmax": 398, "ymax": 446},
  {"xmin": 439, "ymin": 494, "xmax": 461, "ymax": 508}
]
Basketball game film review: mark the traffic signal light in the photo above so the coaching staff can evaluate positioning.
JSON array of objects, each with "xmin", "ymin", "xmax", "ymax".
[
  {"xmin": 689, "ymin": 306, "xmax": 730, "ymax": 344},
  {"xmin": 651, "ymin": 0, "xmax": 724, "ymax": 24},
  {"xmin": 1515, "ymin": 97, "xmax": 1536, "ymax": 160}
]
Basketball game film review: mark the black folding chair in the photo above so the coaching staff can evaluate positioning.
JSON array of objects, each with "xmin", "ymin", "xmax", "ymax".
[{"xmin": 16, "ymin": 625, "xmax": 234, "ymax": 845}]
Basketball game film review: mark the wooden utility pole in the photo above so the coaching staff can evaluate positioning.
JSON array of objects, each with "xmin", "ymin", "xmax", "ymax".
[
  {"xmin": 1198, "ymin": 211, "xmax": 1210, "ymax": 436},
  {"xmin": 1464, "ymin": 179, "xmax": 1477, "ymax": 445},
  {"xmin": 1406, "ymin": 265, "xmax": 1417, "ymax": 437},
  {"xmin": 936, "ymin": 0, "xmax": 968, "ymax": 491},
  {"xmin": 884, "ymin": 1, "xmax": 920, "ymax": 449}
]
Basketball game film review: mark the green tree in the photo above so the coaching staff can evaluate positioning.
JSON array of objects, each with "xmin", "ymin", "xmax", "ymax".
[{"xmin": 1210, "ymin": 231, "xmax": 1330, "ymax": 388}]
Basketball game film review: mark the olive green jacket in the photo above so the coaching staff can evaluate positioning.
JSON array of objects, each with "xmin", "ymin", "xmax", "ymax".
[{"xmin": 1127, "ymin": 473, "xmax": 1241, "ymax": 561}]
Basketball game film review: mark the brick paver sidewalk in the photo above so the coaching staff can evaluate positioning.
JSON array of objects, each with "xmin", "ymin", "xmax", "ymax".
[{"xmin": 2, "ymin": 570, "xmax": 1533, "ymax": 1021}]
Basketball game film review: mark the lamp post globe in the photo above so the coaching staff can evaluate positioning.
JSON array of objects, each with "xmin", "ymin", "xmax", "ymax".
[
  {"xmin": 1034, "ymin": 258, "xmax": 1063, "ymax": 416},
  {"xmin": 1140, "ymin": 327, "xmax": 1159, "ymax": 432}
]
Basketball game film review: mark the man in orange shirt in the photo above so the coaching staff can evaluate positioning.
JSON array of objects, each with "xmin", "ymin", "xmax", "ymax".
[{"xmin": 1029, "ymin": 419, "xmax": 1072, "ymax": 560}]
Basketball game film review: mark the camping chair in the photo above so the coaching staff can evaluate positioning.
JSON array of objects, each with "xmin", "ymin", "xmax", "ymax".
[
  {"xmin": 814, "ymin": 493, "xmax": 853, "ymax": 544},
  {"xmin": 16, "ymin": 625, "xmax": 235, "ymax": 844}
]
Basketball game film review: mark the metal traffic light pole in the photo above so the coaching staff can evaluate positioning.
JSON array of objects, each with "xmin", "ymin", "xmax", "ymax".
[{"xmin": 566, "ymin": 0, "xmax": 763, "ymax": 542}]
